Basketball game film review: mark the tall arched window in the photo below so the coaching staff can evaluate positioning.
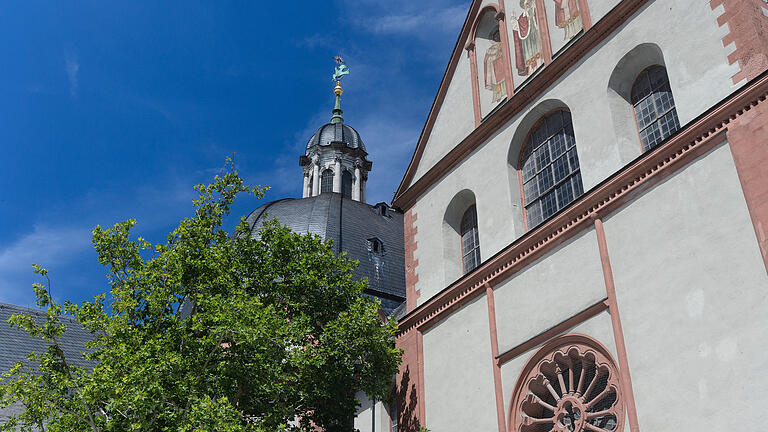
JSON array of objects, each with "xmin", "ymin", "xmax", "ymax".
[
  {"xmin": 341, "ymin": 170, "xmax": 353, "ymax": 199},
  {"xmin": 321, "ymin": 169, "xmax": 334, "ymax": 194},
  {"xmin": 460, "ymin": 205, "xmax": 480, "ymax": 274},
  {"xmin": 521, "ymin": 110, "xmax": 583, "ymax": 228},
  {"xmin": 631, "ymin": 65, "xmax": 680, "ymax": 151}
]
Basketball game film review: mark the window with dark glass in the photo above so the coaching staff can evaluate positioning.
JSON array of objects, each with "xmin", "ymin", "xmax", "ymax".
[
  {"xmin": 631, "ymin": 65, "xmax": 680, "ymax": 151},
  {"xmin": 368, "ymin": 237, "xmax": 384, "ymax": 254},
  {"xmin": 321, "ymin": 169, "xmax": 334, "ymax": 194},
  {"xmin": 521, "ymin": 110, "xmax": 584, "ymax": 228},
  {"xmin": 341, "ymin": 170, "xmax": 353, "ymax": 199},
  {"xmin": 460, "ymin": 205, "xmax": 480, "ymax": 274}
]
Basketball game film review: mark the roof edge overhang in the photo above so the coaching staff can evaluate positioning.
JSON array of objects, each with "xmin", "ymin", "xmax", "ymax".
[
  {"xmin": 392, "ymin": 0, "xmax": 651, "ymax": 210},
  {"xmin": 395, "ymin": 68, "xmax": 768, "ymax": 335},
  {"xmin": 391, "ymin": 0, "xmax": 482, "ymax": 205}
]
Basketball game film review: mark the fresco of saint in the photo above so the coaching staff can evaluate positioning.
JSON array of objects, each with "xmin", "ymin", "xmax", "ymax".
[
  {"xmin": 483, "ymin": 32, "xmax": 506, "ymax": 103},
  {"xmin": 510, "ymin": 0, "xmax": 542, "ymax": 77},
  {"xmin": 554, "ymin": 0, "xmax": 583, "ymax": 40}
]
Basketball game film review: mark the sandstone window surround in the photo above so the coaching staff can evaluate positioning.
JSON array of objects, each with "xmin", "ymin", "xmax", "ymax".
[
  {"xmin": 520, "ymin": 110, "xmax": 584, "ymax": 228},
  {"xmin": 509, "ymin": 335, "xmax": 624, "ymax": 432}
]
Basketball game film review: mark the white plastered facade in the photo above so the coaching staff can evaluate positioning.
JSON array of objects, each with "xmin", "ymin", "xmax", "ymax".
[
  {"xmin": 409, "ymin": 0, "xmax": 738, "ymax": 304},
  {"xmin": 392, "ymin": 0, "xmax": 768, "ymax": 431}
]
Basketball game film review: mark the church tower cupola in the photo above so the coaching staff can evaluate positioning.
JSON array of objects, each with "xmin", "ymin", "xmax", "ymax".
[{"xmin": 299, "ymin": 57, "xmax": 372, "ymax": 202}]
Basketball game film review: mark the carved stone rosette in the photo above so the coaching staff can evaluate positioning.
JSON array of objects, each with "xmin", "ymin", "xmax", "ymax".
[{"xmin": 510, "ymin": 335, "xmax": 624, "ymax": 432}]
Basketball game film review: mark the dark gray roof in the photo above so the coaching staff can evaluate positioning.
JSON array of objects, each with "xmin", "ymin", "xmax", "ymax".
[
  {"xmin": 245, "ymin": 194, "xmax": 405, "ymax": 314},
  {"xmin": 0, "ymin": 302, "xmax": 94, "ymax": 375},
  {"xmin": 306, "ymin": 123, "xmax": 366, "ymax": 153}
]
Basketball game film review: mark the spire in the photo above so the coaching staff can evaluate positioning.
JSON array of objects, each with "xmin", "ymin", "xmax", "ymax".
[
  {"xmin": 330, "ymin": 55, "xmax": 350, "ymax": 125},
  {"xmin": 330, "ymin": 81, "xmax": 344, "ymax": 124}
]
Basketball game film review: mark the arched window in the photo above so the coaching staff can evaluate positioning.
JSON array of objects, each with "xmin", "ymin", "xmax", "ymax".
[
  {"xmin": 321, "ymin": 169, "xmax": 334, "ymax": 194},
  {"xmin": 520, "ymin": 110, "xmax": 583, "ymax": 228},
  {"xmin": 460, "ymin": 205, "xmax": 480, "ymax": 274},
  {"xmin": 631, "ymin": 65, "xmax": 680, "ymax": 151},
  {"xmin": 341, "ymin": 170, "xmax": 353, "ymax": 199}
]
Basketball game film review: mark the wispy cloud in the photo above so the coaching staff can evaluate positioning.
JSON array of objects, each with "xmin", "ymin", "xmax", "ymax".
[
  {"xmin": 65, "ymin": 55, "xmax": 80, "ymax": 98},
  {"xmin": 0, "ymin": 225, "xmax": 91, "ymax": 305},
  {"xmin": 362, "ymin": 6, "xmax": 467, "ymax": 36}
]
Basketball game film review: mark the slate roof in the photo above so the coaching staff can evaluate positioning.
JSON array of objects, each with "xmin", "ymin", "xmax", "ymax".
[
  {"xmin": 306, "ymin": 123, "xmax": 366, "ymax": 153},
  {"xmin": 244, "ymin": 194, "xmax": 405, "ymax": 314},
  {"xmin": 0, "ymin": 302, "xmax": 94, "ymax": 374}
]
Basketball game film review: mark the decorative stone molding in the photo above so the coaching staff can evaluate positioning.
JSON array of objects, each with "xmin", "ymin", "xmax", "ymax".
[
  {"xmin": 509, "ymin": 335, "xmax": 624, "ymax": 432},
  {"xmin": 396, "ymin": 70, "xmax": 768, "ymax": 337},
  {"xmin": 394, "ymin": 0, "xmax": 651, "ymax": 207},
  {"xmin": 404, "ymin": 209, "xmax": 420, "ymax": 312},
  {"xmin": 711, "ymin": 0, "xmax": 768, "ymax": 84}
]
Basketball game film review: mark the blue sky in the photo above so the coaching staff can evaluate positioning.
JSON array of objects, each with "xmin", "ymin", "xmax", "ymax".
[{"xmin": 0, "ymin": 1, "xmax": 470, "ymax": 307}]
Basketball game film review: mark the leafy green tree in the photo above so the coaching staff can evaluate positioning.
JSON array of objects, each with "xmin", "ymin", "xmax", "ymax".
[{"xmin": 0, "ymin": 166, "xmax": 401, "ymax": 432}]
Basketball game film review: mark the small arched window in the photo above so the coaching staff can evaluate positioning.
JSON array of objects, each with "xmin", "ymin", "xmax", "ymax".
[
  {"xmin": 321, "ymin": 169, "xmax": 334, "ymax": 194},
  {"xmin": 631, "ymin": 65, "xmax": 680, "ymax": 151},
  {"xmin": 521, "ymin": 110, "xmax": 584, "ymax": 228},
  {"xmin": 341, "ymin": 170, "xmax": 353, "ymax": 199},
  {"xmin": 368, "ymin": 237, "xmax": 384, "ymax": 255},
  {"xmin": 460, "ymin": 205, "xmax": 481, "ymax": 274}
]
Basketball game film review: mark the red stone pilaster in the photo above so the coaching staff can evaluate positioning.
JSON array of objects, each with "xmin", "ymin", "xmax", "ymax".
[
  {"xmin": 712, "ymin": 0, "xmax": 768, "ymax": 83},
  {"xmin": 404, "ymin": 208, "xmax": 420, "ymax": 312},
  {"xmin": 395, "ymin": 329, "xmax": 425, "ymax": 432},
  {"xmin": 726, "ymin": 90, "xmax": 768, "ymax": 273}
]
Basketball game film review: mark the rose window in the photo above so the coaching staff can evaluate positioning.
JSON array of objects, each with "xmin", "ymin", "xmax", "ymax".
[{"xmin": 510, "ymin": 335, "xmax": 624, "ymax": 432}]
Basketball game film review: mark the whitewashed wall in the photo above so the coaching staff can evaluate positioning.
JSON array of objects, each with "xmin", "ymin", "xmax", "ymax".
[
  {"xmin": 603, "ymin": 140, "xmax": 768, "ymax": 431},
  {"xmin": 422, "ymin": 295, "xmax": 498, "ymax": 432},
  {"xmin": 410, "ymin": 0, "xmax": 738, "ymax": 305}
]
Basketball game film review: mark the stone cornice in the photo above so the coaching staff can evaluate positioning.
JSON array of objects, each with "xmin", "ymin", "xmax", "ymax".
[
  {"xmin": 397, "ymin": 71, "xmax": 768, "ymax": 336},
  {"xmin": 393, "ymin": 0, "xmax": 650, "ymax": 210}
]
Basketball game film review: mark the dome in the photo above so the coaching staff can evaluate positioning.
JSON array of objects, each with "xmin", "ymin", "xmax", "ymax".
[
  {"xmin": 244, "ymin": 194, "xmax": 404, "ymax": 314},
  {"xmin": 306, "ymin": 123, "xmax": 366, "ymax": 153}
]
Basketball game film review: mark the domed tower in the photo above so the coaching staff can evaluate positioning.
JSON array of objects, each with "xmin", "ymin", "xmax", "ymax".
[
  {"xmin": 299, "ymin": 69, "xmax": 372, "ymax": 201},
  {"xmin": 245, "ymin": 58, "xmax": 405, "ymax": 315}
]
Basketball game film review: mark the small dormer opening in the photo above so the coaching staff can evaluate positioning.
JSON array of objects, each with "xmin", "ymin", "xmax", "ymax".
[
  {"xmin": 375, "ymin": 202, "xmax": 389, "ymax": 217},
  {"xmin": 368, "ymin": 237, "xmax": 384, "ymax": 255}
]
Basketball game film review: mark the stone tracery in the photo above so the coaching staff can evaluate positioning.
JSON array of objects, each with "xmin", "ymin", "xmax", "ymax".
[{"xmin": 511, "ymin": 335, "xmax": 623, "ymax": 432}]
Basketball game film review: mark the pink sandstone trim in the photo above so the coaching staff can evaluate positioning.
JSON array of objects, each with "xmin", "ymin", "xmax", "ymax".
[
  {"xmin": 495, "ymin": 300, "xmax": 608, "ymax": 366},
  {"xmin": 466, "ymin": 3, "xmax": 515, "ymax": 125},
  {"xmin": 507, "ymin": 334, "xmax": 625, "ymax": 432},
  {"xmin": 593, "ymin": 217, "xmax": 639, "ymax": 432},
  {"xmin": 395, "ymin": 0, "xmax": 652, "ymax": 207},
  {"xmin": 485, "ymin": 283, "xmax": 507, "ymax": 432},
  {"xmin": 726, "ymin": 88, "xmax": 768, "ymax": 273},
  {"xmin": 397, "ymin": 71, "xmax": 768, "ymax": 338},
  {"xmin": 711, "ymin": 0, "xmax": 768, "ymax": 84},
  {"xmin": 404, "ymin": 209, "xmax": 420, "ymax": 312}
]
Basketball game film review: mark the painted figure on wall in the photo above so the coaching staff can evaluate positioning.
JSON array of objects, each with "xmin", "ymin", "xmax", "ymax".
[
  {"xmin": 484, "ymin": 30, "xmax": 506, "ymax": 103},
  {"xmin": 510, "ymin": 0, "xmax": 542, "ymax": 77},
  {"xmin": 554, "ymin": 0, "xmax": 583, "ymax": 40}
]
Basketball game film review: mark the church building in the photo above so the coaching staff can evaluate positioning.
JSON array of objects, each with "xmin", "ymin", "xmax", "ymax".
[
  {"xmin": 245, "ymin": 72, "xmax": 406, "ymax": 315},
  {"xmin": 376, "ymin": 0, "xmax": 768, "ymax": 431}
]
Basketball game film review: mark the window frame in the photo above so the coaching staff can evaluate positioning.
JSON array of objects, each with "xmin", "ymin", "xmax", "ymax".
[
  {"xmin": 341, "ymin": 170, "xmax": 353, "ymax": 199},
  {"xmin": 460, "ymin": 205, "xmax": 481, "ymax": 275},
  {"xmin": 320, "ymin": 168, "xmax": 334, "ymax": 194},
  {"xmin": 630, "ymin": 65, "xmax": 680, "ymax": 152},
  {"xmin": 517, "ymin": 109, "xmax": 584, "ymax": 230}
]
